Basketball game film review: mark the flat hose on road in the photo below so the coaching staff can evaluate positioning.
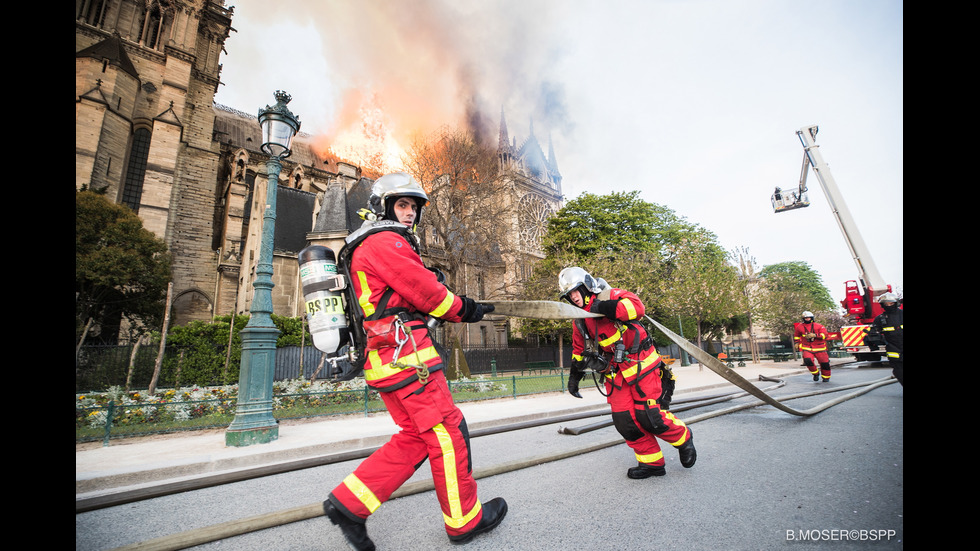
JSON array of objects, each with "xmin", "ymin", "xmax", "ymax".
[
  {"xmin": 107, "ymin": 373, "xmax": 896, "ymax": 551},
  {"xmin": 643, "ymin": 315, "xmax": 894, "ymax": 416}
]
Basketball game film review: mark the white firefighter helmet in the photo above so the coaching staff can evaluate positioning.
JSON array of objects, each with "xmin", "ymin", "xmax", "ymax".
[
  {"xmin": 368, "ymin": 172, "xmax": 429, "ymax": 220},
  {"xmin": 801, "ymin": 311, "xmax": 815, "ymax": 320},
  {"xmin": 558, "ymin": 267, "xmax": 603, "ymax": 300},
  {"xmin": 877, "ymin": 292, "xmax": 899, "ymax": 304}
]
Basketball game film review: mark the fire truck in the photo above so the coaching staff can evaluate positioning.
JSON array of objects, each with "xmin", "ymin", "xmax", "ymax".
[{"xmin": 772, "ymin": 125, "xmax": 896, "ymax": 362}]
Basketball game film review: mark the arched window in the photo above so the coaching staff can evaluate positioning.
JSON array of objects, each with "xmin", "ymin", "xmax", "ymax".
[
  {"xmin": 517, "ymin": 194, "xmax": 554, "ymax": 253},
  {"xmin": 77, "ymin": 0, "xmax": 108, "ymax": 27},
  {"xmin": 138, "ymin": 2, "xmax": 166, "ymax": 50},
  {"xmin": 121, "ymin": 128, "xmax": 151, "ymax": 211}
]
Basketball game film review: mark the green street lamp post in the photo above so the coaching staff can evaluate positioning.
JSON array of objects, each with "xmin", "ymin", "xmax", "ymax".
[{"xmin": 226, "ymin": 91, "xmax": 301, "ymax": 447}]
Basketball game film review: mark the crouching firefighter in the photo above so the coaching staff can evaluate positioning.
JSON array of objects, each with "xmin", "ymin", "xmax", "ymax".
[
  {"xmin": 559, "ymin": 267, "xmax": 696, "ymax": 479},
  {"xmin": 322, "ymin": 173, "xmax": 507, "ymax": 550}
]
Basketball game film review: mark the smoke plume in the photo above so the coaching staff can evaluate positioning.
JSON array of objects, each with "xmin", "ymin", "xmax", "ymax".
[{"xmin": 285, "ymin": 0, "xmax": 573, "ymax": 166}]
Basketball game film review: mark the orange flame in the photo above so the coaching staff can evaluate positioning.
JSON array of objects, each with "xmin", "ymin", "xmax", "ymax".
[
  {"xmin": 298, "ymin": 1, "xmax": 567, "ymax": 177},
  {"xmin": 311, "ymin": 90, "xmax": 408, "ymax": 176}
]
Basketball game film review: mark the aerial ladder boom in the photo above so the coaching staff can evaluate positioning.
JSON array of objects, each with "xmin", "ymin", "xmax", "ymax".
[
  {"xmin": 774, "ymin": 125, "xmax": 894, "ymax": 360},
  {"xmin": 795, "ymin": 125, "xmax": 888, "ymax": 297}
]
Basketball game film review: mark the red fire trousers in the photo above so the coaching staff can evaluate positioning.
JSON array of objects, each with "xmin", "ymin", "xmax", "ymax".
[
  {"xmin": 605, "ymin": 365, "xmax": 691, "ymax": 467},
  {"xmin": 328, "ymin": 370, "xmax": 484, "ymax": 537}
]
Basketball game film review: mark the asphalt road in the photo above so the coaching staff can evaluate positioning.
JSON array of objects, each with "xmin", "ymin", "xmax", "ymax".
[{"xmin": 75, "ymin": 367, "xmax": 903, "ymax": 551}]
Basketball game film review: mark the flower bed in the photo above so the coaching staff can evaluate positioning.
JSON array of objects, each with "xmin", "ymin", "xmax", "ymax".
[{"xmin": 75, "ymin": 375, "xmax": 510, "ymax": 442}]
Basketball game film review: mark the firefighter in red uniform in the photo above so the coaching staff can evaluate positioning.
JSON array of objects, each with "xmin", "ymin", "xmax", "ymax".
[
  {"xmin": 794, "ymin": 311, "xmax": 832, "ymax": 382},
  {"xmin": 559, "ymin": 267, "xmax": 696, "ymax": 478},
  {"xmin": 323, "ymin": 173, "xmax": 506, "ymax": 550}
]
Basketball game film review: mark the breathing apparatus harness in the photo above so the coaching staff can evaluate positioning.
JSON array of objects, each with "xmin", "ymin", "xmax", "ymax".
[
  {"xmin": 335, "ymin": 218, "xmax": 443, "ymax": 390},
  {"xmin": 574, "ymin": 304, "xmax": 675, "ymax": 409}
]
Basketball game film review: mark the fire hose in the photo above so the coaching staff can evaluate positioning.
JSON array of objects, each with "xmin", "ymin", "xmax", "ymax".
[
  {"xmin": 643, "ymin": 315, "xmax": 896, "ymax": 416},
  {"xmin": 107, "ymin": 373, "xmax": 894, "ymax": 551},
  {"xmin": 487, "ymin": 302, "xmax": 899, "ymax": 417},
  {"xmin": 103, "ymin": 308, "xmax": 897, "ymax": 551}
]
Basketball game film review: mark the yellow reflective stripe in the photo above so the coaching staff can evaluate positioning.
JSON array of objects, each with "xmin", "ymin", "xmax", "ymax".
[
  {"xmin": 430, "ymin": 291, "xmax": 456, "ymax": 318},
  {"xmin": 665, "ymin": 411, "xmax": 687, "ymax": 431},
  {"xmin": 364, "ymin": 345, "xmax": 441, "ymax": 381},
  {"xmin": 620, "ymin": 364, "xmax": 637, "ymax": 379},
  {"xmin": 883, "ymin": 327, "xmax": 895, "ymax": 332},
  {"xmin": 572, "ymin": 353, "xmax": 583, "ymax": 361},
  {"xmin": 620, "ymin": 298, "xmax": 637, "ymax": 319},
  {"xmin": 433, "ymin": 423, "xmax": 463, "ymax": 521},
  {"xmin": 887, "ymin": 351, "xmax": 900, "ymax": 358},
  {"xmin": 434, "ymin": 423, "xmax": 483, "ymax": 529},
  {"xmin": 342, "ymin": 473, "xmax": 381, "ymax": 514},
  {"xmin": 599, "ymin": 330, "xmax": 621, "ymax": 348},
  {"xmin": 445, "ymin": 499, "xmax": 482, "ymax": 530},
  {"xmin": 635, "ymin": 450, "xmax": 664, "ymax": 463},
  {"xmin": 619, "ymin": 351, "xmax": 660, "ymax": 379},
  {"xmin": 670, "ymin": 424, "xmax": 691, "ymax": 447},
  {"xmin": 356, "ymin": 271, "xmax": 375, "ymax": 317}
]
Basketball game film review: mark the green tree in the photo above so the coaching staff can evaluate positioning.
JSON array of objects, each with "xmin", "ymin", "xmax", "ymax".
[
  {"xmin": 752, "ymin": 261, "xmax": 836, "ymax": 340},
  {"xmin": 162, "ymin": 314, "xmax": 313, "ymax": 387},
  {"xmin": 76, "ymin": 190, "xmax": 172, "ymax": 344},
  {"xmin": 751, "ymin": 272, "xmax": 814, "ymax": 339},
  {"xmin": 519, "ymin": 192, "xmax": 724, "ymax": 346},
  {"xmin": 758, "ymin": 261, "xmax": 834, "ymax": 310},
  {"xmin": 658, "ymin": 235, "xmax": 746, "ymax": 352},
  {"xmin": 541, "ymin": 190, "xmax": 701, "ymax": 258},
  {"xmin": 732, "ymin": 247, "xmax": 763, "ymax": 361}
]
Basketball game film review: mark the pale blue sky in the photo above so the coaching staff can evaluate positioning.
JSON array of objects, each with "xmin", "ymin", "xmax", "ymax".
[{"xmin": 216, "ymin": 0, "xmax": 903, "ymax": 306}]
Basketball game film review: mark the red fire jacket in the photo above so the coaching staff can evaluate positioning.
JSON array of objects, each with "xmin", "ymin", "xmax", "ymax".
[
  {"xmin": 794, "ymin": 321, "xmax": 830, "ymax": 352},
  {"xmin": 571, "ymin": 288, "xmax": 661, "ymax": 385},
  {"xmin": 348, "ymin": 228, "xmax": 468, "ymax": 390}
]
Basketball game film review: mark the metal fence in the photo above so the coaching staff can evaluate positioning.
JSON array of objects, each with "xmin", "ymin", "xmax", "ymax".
[
  {"xmin": 75, "ymin": 343, "xmax": 582, "ymax": 393},
  {"xmin": 76, "ymin": 344, "xmax": 344, "ymax": 394},
  {"xmin": 75, "ymin": 372, "xmax": 571, "ymax": 444},
  {"xmin": 75, "ymin": 339, "xmax": 830, "ymax": 444},
  {"xmin": 75, "ymin": 339, "xmax": 778, "ymax": 394}
]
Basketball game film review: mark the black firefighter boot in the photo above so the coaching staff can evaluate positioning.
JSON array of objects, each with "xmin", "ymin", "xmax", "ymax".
[
  {"xmin": 324, "ymin": 499, "xmax": 375, "ymax": 551},
  {"xmin": 677, "ymin": 436, "xmax": 697, "ymax": 468},
  {"xmin": 449, "ymin": 497, "xmax": 508, "ymax": 544},
  {"xmin": 627, "ymin": 463, "xmax": 667, "ymax": 479}
]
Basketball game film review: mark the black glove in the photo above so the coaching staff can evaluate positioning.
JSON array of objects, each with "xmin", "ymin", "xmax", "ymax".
[
  {"xmin": 459, "ymin": 297, "xmax": 494, "ymax": 323},
  {"xmin": 568, "ymin": 360, "xmax": 585, "ymax": 398},
  {"xmin": 588, "ymin": 299, "xmax": 619, "ymax": 320}
]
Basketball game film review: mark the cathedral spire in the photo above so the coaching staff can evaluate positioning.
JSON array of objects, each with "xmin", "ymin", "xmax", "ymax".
[
  {"xmin": 548, "ymin": 133, "xmax": 559, "ymax": 173},
  {"xmin": 498, "ymin": 107, "xmax": 509, "ymax": 151}
]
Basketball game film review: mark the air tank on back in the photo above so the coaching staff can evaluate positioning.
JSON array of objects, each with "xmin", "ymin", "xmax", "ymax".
[{"xmin": 297, "ymin": 245, "xmax": 348, "ymax": 354}]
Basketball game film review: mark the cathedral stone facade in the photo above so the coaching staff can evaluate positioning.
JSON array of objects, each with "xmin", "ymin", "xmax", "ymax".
[{"xmin": 76, "ymin": 1, "xmax": 563, "ymax": 347}]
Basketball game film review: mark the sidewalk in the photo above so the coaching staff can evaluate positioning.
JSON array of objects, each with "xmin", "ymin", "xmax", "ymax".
[{"xmin": 76, "ymin": 360, "xmax": 809, "ymax": 498}]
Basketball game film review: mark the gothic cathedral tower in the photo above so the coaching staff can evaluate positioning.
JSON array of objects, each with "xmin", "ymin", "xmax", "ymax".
[
  {"xmin": 76, "ymin": 1, "xmax": 234, "ymax": 330},
  {"xmin": 496, "ymin": 109, "xmax": 563, "ymax": 287}
]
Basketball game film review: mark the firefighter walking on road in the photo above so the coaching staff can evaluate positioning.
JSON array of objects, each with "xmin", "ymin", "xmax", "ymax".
[
  {"xmin": 559, "ymin": 267, "xmax": 696, "ymax": 479},
  {"xmin": 795, "ymin": 311, "xmax": 832, "ymax": 382},
  {"xmin": 322, "ymin": 173, "xmax": 506, "ymax": 550}
]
